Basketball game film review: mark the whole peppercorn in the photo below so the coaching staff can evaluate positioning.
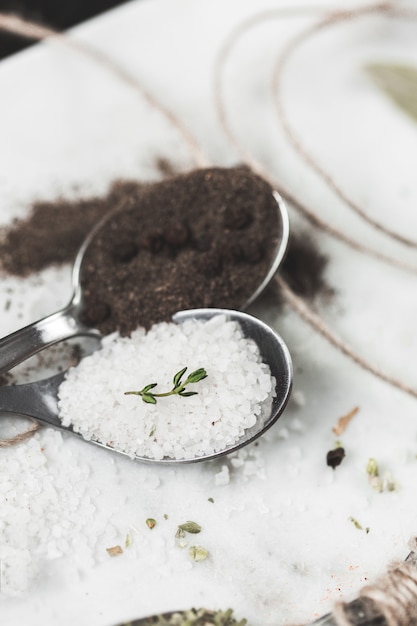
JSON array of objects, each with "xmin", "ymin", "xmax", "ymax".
[{"xmin": 327, "ymin": 446, "xmax": 346, "ymax": 470}]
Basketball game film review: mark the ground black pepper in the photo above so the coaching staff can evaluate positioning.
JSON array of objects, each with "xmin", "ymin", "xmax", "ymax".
[
  {"xmin": 280, "ymin": 230, "xmax": 332, "ymax": 301},
  {"xmin": 0, "ymin": 197, "xmax": 108, "ymax": 277},
  {"xmin": 79, "ymin": 166, "xmax": 281, "ymax": 334}
]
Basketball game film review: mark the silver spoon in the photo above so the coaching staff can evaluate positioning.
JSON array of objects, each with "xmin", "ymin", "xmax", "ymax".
[
  {"xmin": 0, "ymin": 190, "xmax": 289, "ymax": 376},
  {"xmin": 0, "ymin": 308, "xmax": 292, "ymax": 464}
]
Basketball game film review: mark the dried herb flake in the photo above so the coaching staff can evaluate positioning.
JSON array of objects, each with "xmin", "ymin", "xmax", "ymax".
[
  {"xmin": 332, "ymin": 406, "xmax": 359, "ymax": 436},
  {"xmin": 366, "ymin": 457, "xmax": 379, "ymax": 478},
  {"xmin": 188, "ymin": 545, "xmax": 208, "ymax": 562},
  {"xmin": 146, "ymin": 518, "xmax": 157, "ymax": 529},
  {"xmin": 178, "ymin": 521, "xmax": 202, "ymax": 534}
]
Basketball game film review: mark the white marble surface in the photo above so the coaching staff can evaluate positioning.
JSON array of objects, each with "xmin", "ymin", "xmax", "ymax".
[{"xmin": 0, "ymin": 1, "xmax": 417, "ymax": 624}]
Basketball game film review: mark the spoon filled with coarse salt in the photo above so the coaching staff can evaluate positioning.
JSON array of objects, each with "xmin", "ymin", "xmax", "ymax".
[
  {"xmin": 0, "ymin": 309, "xmax": 292, "ymax": 464},
  {"xmin": 0, "ymin": 167, "xmax": 289, "ymax": 376}
]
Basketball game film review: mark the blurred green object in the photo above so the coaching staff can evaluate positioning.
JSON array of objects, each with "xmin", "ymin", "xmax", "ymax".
[
  {"xmin": 116, "ymin": 608, "xmax": 247, "ymax": 626},
  {"xmin": 365, "ymin": 63, "xmax": 417, "ymax": 122}
]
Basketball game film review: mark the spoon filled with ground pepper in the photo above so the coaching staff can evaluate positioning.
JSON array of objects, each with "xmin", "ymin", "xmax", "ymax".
[{"xmin": 0, "ymin": 166, "xmax": 289, "ymax": 375}]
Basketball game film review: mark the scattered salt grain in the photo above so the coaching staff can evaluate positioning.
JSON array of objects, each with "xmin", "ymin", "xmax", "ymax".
[
  {"xmin": 215, "ymin": 465, "xmax": 230, "ymax": 486},
  {"xmin": 291, "ymin": 389, "xmax": 306, "ymax": 407},
  {"xmin": 289, "ymin": 418, "xmax": 305, "ymax": 433},
  {"xmin": 0, "ymin": 430, "xmax": 99, "ymax": 596},
  {"xmin": 276, "ymin": 427, "xmax": 289, "ymax": 440},
  {"xmin": 230, "ymin": 457, "xmax": 245, "ymax": 469},
  {"xmin": 58, "ymin": 316, "xmax": 276, "ymax": 461}
]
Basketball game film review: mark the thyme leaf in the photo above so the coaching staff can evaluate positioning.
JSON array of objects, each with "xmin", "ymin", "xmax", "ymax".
[{"xmin": 173, "ymin": 367, "xmax": 187, "ymax": 388}]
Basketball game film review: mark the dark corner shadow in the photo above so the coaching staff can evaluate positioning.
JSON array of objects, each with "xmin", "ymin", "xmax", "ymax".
[{"xmin": 0, "ymin": 0, "xmax": 130, "ymax": 60}]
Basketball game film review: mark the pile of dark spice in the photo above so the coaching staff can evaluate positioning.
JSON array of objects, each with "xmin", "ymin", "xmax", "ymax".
[
  {"xmin": 79, "ymin": 166, "xmax": 280, "ymax": 334},
  {"xmin": 0, "ymin": 198, "xmax": 106, "ymax": 277},
  {"xmin": 0, "ymin": 182, "xmax": 145, "ymax": 277},
  {"xmin": 252, "ymin": 228, "xmax": 332, "ymax": 311},
  {"xmin": 279, "ymin": 230, "xmax": 332, "ymax": 302},
  {"xmin": 0, "ymin": 164, "xmax": 333, "ymax": 337}
]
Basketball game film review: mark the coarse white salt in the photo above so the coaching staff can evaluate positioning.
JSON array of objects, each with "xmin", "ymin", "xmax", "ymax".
[{"xmin": 58, "ymin": 315, "xmax": 276, "ymax": 460}]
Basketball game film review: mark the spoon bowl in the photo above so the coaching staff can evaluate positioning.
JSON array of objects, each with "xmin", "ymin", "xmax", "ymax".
[
  {"xmin": 0, "ymin": 187, "xmax": 289, "ymax": 376},
  {"xmin": 0, "ymin": 309, "xmax": 292, "ymax": 464}
]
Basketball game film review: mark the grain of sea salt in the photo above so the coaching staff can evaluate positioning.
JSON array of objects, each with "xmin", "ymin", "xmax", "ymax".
[
  {"xmin": 0, "ymin": 429, "xmax": 98, "ymax": 596},
  {"xmin": 58, "ymin": 315, "xmax": 276, "ymax": 460}
]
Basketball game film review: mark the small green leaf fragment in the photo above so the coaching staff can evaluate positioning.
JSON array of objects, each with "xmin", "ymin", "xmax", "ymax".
[
  {"xmin": 178, "ymin": 521, "xmax": 202, "ymax": 534},
  {"xmin": 208, "ymin": 497, "xmax": 214, "ymax": 503},
  {"xmin": 188, "ymin": 545, "xmax": 208, "ymax": 562},
  {"xmin": 125, "ymin": 533, "xmax": 133, "ymax": 548},
  {"xmin": 146, "ymin": 518, "xmax": 156, "ymax": 529},
  {"xmin": 366, "ymin": 457, "xmax": 379, "ymax": 478},
  {"xmin": 173, "ymin": 367, "xmax": 187, "ymax": 387},
  {"xmin": 348, "ymin": 517, "xmax": 370, "ymax": 534},
  {"xmin": 178, "ymin": 390, "xmax": 198, "ymax": 397},
  {"xmin": 367, "ymin": 460, "xmax": 383, "ymax": 492},
  {"xmin": 349, "ymin": 517, "xmax": 363, "ymax": 531},
  {"xmin": 141, "ymin": 394, "xmax": 157, "ymax": 404}
]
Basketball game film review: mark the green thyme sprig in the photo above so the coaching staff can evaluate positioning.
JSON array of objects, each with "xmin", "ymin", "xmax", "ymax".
[{"xmin": 124, "ymin": 367, "xmax": 208, "ymax": 404}]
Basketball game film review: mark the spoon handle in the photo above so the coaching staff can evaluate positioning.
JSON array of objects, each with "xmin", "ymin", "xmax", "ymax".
[
  {"xmin": 0, "ymin": 303, "xmax": 100, "ymax": 375},
  {"xmin": 0, "ymin": 372, "xmax": 65, "ymax": 427}
]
